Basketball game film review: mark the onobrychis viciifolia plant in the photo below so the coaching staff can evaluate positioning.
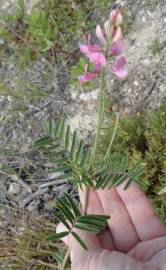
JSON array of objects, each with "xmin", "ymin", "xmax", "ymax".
[{"xmin": 34, "ymin": 7, "xmax": 145, "ymax": 270}]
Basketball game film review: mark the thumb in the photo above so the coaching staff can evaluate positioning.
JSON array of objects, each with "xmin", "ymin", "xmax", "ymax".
[{"xmin": 56, "ymin": 223, "xmax": 101, "ymax": 268}]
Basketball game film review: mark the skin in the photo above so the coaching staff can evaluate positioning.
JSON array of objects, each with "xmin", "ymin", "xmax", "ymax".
[{"xmin": 58, "ymin": 182, "xmax": 166, "ymax": 270}]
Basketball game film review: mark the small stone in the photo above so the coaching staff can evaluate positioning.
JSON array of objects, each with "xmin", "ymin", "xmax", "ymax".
[
  {"xmin": 90, "ymin": 89, "xmax": 98, "ymax": 100},
  {"xmin": 133, "ymin": 81, "xmax": 139, "ymax": 87},
  {"xmin": 128, "ymin": 88, "xmax": 132, "ymax": 94},
  {"xmin": 0, "ymin": 39, "xmax": 5, "ymax": 45},
  {"xmin": 159, "ymin": 84, "xmax": 166, "ymax": 97},
  {"xmin": 143, "ymin": 59, "xmax": 150, "ymax": 66},
  {"xmin": 164, "ymin": 18, "xmax": 166, "ymax": 23},
  {"xmin": 142, "ymin": 17, "xmax": 146, "ymax": 23},
  {"xmin": 79, "ymin": 92, "xmax": 91, "ymax": 102},
  {"xmin": 7, "ymin": 95, "xmax": 13, "ymax": 102},
  {"xmin": 8, "ymin": 183, "xmax": 20, "ymax": 195},
  {"xmin": 71, "ymin": 91, "xmax": 77, "ymax": 99}
]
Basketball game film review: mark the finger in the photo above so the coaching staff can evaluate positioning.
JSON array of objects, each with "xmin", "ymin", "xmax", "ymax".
[
  {"xmin": 128, "ymin": 236, "xmax": 166, "ymax": 262},
  {"xmin": 97, "ymin": 186, "xmax": 139, "ymax": 252},
  {"xmin": 57, "ymin": 223, "xmax": 101, "ymax": 269},
  {"xmin": 116, "ymin": 182, "xmax": 166, "ymax": 241},
  {"xmin": 79, "ymin": 188, "xmax": 115, "ymax": 250}
]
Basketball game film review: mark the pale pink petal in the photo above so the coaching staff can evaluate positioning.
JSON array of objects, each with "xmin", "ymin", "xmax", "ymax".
[
  {"xmin": 110, "ymin": 9, "xmax": 123, "ymax": 25},
  {"xmin": 110, "ymin": 40, "xmax": 126, "ymax": 56},
  {"xmin": 79, "ymin": 44, "xmax": 90, "ymax": 54},
  {"xmin": 78, "ymin": 72, "xmax": 97, "ymax": 83},
  {"xmin": 88, "ymin": 44, "xmax": 102, "ymax": 52},
  {"xmin": 79, "ymin": 44, "xmax": 102, "ymax": 55},
  {"xmin": 111, "ymin": 68, "xmax": 128, "ymax": 78},
  {"xmin": 112, "ymin": 26, "xmax": 123, "ymax": 43},
  {"xmin": 88, "ymin": 52, "xmax": 106, "ymax": 66},
  {"xmin": 96, "ymin": 25, "xmax": 107, "ymax": 45},
  {"xmin": 111, "ymin": 56, "xmax": 128, "ymax": 78}
]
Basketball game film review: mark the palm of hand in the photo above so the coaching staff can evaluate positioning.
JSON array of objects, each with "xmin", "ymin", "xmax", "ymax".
[{"xmin": 61, "ymin": 183, "xmax": 166, "ymax": 270}]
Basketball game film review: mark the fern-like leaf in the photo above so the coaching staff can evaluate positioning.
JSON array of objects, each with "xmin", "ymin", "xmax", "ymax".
[
  {"xmin": 34, "ymin": 118, "xmax": 93, "ymax": 187},
  {"xmin": 95, "ymin": 153, "xmax": 145, "ymax": 189},
  {"xmin": 45, "ymin": 194, "xmax": 110, "ymax": 250}
]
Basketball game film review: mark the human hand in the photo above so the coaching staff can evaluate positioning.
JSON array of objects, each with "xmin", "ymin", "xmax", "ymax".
[{"xmin": 58, "ymin": 182, "xmax": 166, "ymax": 270}]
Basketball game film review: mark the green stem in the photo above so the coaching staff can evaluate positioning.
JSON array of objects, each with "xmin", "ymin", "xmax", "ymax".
[
  {"xmin": 88, "ymin": 69, "xmax": 106, "ymax": 170},
  {"xmin": 103, "ymin": 112, "xmax": 120, "ymax": 161}
]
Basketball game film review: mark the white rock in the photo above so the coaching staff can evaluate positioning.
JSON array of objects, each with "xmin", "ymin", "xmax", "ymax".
[
  {"xmin": 142, "ymin": 17, "xmax": 146, "ymax": 23},
  {"xmin": 133, "ymin": 81, "xmax": 139, "ymax": 87},
  {"xmin": 128, "ymin": 88, "xmax": 132, "ymax": 94},
  {"xmin": 8, "ymin": 183, "xmax": 20, "ymax": 195},
  {"xmin": 91, "ymin": 89, "xmax": 98, "ymax": 100},
  {"xmin": 164, "ymin": 18, "xmax": 166, "ymax": 23},
  {"xmin": 159, "ymin": 84, "xmax": 166, "ymax": 93}
]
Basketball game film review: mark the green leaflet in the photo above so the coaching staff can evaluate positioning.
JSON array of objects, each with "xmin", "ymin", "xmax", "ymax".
[{"xmin": 45, "ymin": 231, "xmax": 69, "ymax": 241}]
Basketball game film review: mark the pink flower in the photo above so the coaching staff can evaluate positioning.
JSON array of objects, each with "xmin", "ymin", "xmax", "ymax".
[
  {"xmin": 88, "ymin": 52, "xmax": 106, "ymax": 66},
  {"xmin": 78, "ymin": 9, "xmax": 128, "ymax": 83},
  {"xmin": 78, "ymin": 43, "xmax": 106, "ymax": 83},
  {"xmin": 111, "ymin": 56, "xmax": 128, "ymax": 78},
  {"xmin": 79, "ymin": 44, "xmax": 106, "ymax": 67},
  {"xmin": 96, "ymin": 25, "xmax": 107, "ymax": 45},
  {"xmin": 110, "ymin": 40, "xmax": 126, "ymax": 56}
]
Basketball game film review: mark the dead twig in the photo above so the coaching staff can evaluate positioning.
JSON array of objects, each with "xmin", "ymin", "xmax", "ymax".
[{"xmin": 19, "ymin": 187, "xmax": 49, "ymax": 208}]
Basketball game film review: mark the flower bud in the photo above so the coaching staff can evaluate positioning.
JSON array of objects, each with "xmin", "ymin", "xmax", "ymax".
[
  {"xmin": 104, "ymin": 20, "xmax": 111, "ymax": 41},
  {"xmin": 110, "ymin": 9, "xmax": 123, "ymax": 26},
  {"xmin": 112, "ymin": 26, "xmax": 123, "ymax": 43}
]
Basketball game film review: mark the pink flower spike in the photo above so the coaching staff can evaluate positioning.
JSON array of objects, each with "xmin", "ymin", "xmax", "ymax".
[
  {"xmin": 110, "ymin": 40, "xmax": 126, "ymax": 56},
  {"xmin": 88, "ymin": 52, "xmax": 106, "ymax": 67},
  {"xmin": 96, "ymin": 25, "xmax": 107, "ymax": 45},
  {"xmin": 78, "ymin": 72, "xmax": 97, "ymax": 83},
  {"xmin": 111, "ymin": 56, "xmax": 128, "ymax": 78},
  {"xmin": 112, "ymin": 26, "xmax": 123, "ymax": 43},
  {"xmin": 79, "ymin": 44, "xmax": 102, "ymax": 55},
  {"xmin": 110, "ymin": 9, "xmax": 123, "ymax": 26}
]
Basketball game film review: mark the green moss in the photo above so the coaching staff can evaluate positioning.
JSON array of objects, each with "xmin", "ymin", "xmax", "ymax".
[
  {"xmin": 149, "ymin": 39, "xmax": 161, "ymax": 55},
  {"xmin": 98, "ymin": 105, "xmax": 166, "ymax": 224}
]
